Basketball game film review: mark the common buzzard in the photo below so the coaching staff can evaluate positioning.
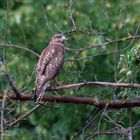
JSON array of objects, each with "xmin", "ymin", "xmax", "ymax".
[{"xmin": 34, "ymin": 34, "xmax": 67, "ymax": 102}]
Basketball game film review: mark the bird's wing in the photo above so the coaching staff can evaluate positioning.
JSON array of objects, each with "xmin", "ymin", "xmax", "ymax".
[
  {"xmin": 35, "ymin": 44, "xmax": 56, "ymax": 90},
  {"xmin": 40, "ymin": 49, "xmax": 64, "ymax": 88},
  {"xmin": 35, "ymin": 43, "xmax": 65, "ymax": 89},
  {"xmin": 36, "ymin": 44, "xmax": 55, "ymax": 76}
]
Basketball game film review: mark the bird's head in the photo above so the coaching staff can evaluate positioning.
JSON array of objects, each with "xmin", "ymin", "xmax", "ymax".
[{"xmin": 51, "ymin": 34, "xmax": 67, "ymax": 43}]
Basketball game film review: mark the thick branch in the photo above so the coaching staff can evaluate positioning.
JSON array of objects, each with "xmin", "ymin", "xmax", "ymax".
[
  {"xmin": 47, "ymin": 81, "xmax": 140, "ymax": 91},
  {"xmin": 1, "ymin": 94, "xmax": 140, "ymax": 109}
]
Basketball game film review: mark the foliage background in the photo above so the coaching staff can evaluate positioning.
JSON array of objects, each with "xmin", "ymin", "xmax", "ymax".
[{"xmin": 0, "ymin": 0, "xmax": 140, "ymax": 139}]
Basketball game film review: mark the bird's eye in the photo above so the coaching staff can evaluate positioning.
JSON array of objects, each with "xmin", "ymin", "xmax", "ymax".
[{"xmin": 57, "ymin": 35, "xmax": 63, "ymax": 38}]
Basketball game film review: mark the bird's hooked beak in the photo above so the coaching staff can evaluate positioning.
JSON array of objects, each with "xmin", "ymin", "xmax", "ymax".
[{"xmin": 62, "ymin": 35, "xmax": 68, "ymax": 41}]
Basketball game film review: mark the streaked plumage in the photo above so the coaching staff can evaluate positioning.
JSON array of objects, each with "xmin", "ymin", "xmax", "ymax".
[{"xmin": 34, "ymin": 34, "xmax": 66, "ymax": 102}]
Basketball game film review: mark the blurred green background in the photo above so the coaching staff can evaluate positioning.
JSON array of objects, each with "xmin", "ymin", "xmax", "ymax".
[{"xmin": 0, "ymin": 0, "xmax": 140, "ymax": 139}]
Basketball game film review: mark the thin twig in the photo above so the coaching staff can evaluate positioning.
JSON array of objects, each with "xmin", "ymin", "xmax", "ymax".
[
  {"xmin": 88, "ymin": 129, "xmax": 124, "ymax": 139},
  {"xmin": 1, "ymin": 34, "xmax": 140, "ymax": 60},
  {"xmin": 1, "ymin": 94, "xmax": 6, "ymax": 140},
  {"xmin": 1, "ymin": 0, "xmax": 9, "ymax": 138},
  {"xmin": 67, "ymin": 25, "xmax": 140, "ymax": 61},
  {"xmin": 97, "ymin": 104, "xmax": 109, "ymax": 139},
  {"xmin": 5, "ymin": 104, "xmax": 41, "ymax": 130},
  {"xmin": 68, "ymin": 0, "xmax": 76, "ymax": 29},
  {"xmin": 66, "ymin": 35, "xmax": 140, "ymax": 52},
  {"xmin": 104, "ymin": 114, "xmax": 124, "ymax": 129},
  {"xmin": 0, "ymin": 43, "xmax": 40, "ymax": 57},
  {"xmin": 81, "ymin": 110, "xmax": 102, "ymax": 140},
  {"xmin": 63, "ymin": 28, "xmax": 106, "ymax": 36},
  {"xmin": 4, "ymin": 73, "xmax": 21, "ymax": 98},
  {"xmin": 40, "ymin": 0, "xmax": 53, "ymax": 32}
]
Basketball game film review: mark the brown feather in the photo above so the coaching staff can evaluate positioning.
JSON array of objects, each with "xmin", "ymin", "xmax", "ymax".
[{"xmin": 34, "ymin": 34, "xmax": 66, "ymax": 102}]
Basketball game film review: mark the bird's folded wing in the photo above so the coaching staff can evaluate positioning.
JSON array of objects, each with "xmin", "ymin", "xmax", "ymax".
[{"xmin": 36, "ymin": 45, "xmax": 56, "ymax": 76}]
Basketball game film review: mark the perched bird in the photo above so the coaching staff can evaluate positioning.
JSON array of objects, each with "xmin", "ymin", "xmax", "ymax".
[{"xmin": 34, "ymin": 34, "xmax": 67, "ymax": 102}]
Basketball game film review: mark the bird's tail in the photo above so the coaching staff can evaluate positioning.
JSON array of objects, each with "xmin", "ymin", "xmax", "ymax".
[
  {"xmin": 34, "ymin": 82, "xmax": 49, "ymax": 102},
  {"xmin": 34, "ymin": 88, "xmax": 39, "ymax": 100},
  {"xmin": 34, "ymin": 88, "xmax": 44, "ymax": 102}
]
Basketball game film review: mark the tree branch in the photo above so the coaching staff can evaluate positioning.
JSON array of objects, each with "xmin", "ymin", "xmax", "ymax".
[
  {"xmin": 47, "ymin": 81, "xmax": 140, "ymax": 91},
  {"xmin": 4, "ymin": 73, "xmax": 21, "ymax": 98},
  {"xmin": 1, "ymin": 43, "xmax": 40, "ymax": 57},
  {"xmin": 5, "ymin": 104, "xmax": 41, "ymax": 130},
  {"xmin": 66, "ymin": 35, "xmax": 140, "ymax": 51},
  {"xmin": 1, "ymin": 94, "xmax": 140, "ymax": 109}
]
